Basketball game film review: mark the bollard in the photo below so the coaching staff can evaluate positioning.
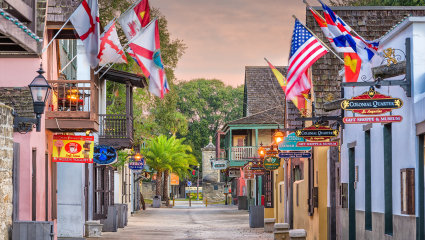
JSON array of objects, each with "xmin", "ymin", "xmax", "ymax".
[
  {"xmin": 289, "ymin": 229, "xmax": 307, "ymax": 240},
  {"xmin": 189, "ymin": 197, "xmax": 192, "ymax": 207},
  {"xmin": 264, "ymin": 218, "xmax": 276, "ymax": 233},
  {"xmin": 274, "ymin": 223, "xmax": 290, "ymax": 240},
  {"xmin": 173, "ymin": 198, "xmax": 175, "ymax": 207},
  {"xmin": 206, "ymin": 198, "xmax": 208, "ymax": 207}
]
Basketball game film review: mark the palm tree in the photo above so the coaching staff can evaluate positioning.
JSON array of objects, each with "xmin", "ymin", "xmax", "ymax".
[{"xmin": 142, "ymin": 135, "xmax": 197, "ymax": 205}]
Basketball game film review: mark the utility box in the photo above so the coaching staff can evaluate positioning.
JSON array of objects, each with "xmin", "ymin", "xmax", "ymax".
[
  {"xmin": 12, "ymin": 221, "xmax": 55, "ymax": 240},
  {"xmin": 116, "ymin": 204, "xmax": 128, "ymax": 228},
  {"xmin": 100, "ymin": 205, "xmax": 118, "ymax": 232},
  {"xmin": 153, "ymin": 195, "xmax": 161, "ymax": 208},
  {"xmin": 249, "ymin": 205, "xmax": 264, "ymax": 228}
]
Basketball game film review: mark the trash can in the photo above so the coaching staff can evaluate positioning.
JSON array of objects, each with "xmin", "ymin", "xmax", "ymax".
[
  {"xmin": 238, "ymin": 196, "xmax": 248, "ymax": 210},
  {"xmin": 153, "ymin": 195, "xmax": 161, "ymax": 208},
  {"xmin": 249, "ymin": 205, "xmax": 264, "ymax": 228}
]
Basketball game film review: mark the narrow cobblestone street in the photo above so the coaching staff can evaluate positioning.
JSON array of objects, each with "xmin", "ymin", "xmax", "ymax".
[{"xmin": 88, "ymin": 204, "xmax": 273, "ymax": 240}]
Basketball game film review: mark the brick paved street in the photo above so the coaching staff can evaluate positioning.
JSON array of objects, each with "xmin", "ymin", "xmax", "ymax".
[{"xmin": 88, "ymin": 204, "xmax": 273, "ymax": 240}]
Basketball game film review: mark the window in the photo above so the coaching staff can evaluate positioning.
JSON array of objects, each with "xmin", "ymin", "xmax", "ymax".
[
  {"xmin": 263, "ymin": 171, "xmax": 273, "ymax": 208},
  {"xmin": 93, "ymin": 165, "xmax": 114, "ymax": 220},
  {"xmin": 400, "ymin": 168, "xmax": 415, "ymax": 215}
]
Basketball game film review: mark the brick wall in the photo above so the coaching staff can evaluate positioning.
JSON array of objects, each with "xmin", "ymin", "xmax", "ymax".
[{"xmin": 0, "ymin": 103, "xmax": 14, "ymax": 240}]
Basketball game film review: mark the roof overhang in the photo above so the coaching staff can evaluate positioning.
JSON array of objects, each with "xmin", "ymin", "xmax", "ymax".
[
  {"xmin": 0, "ymin": 17, "xmax": 40, "ymax": 56},
  {"xmin": 98, "ymin": 68, "xmax": 148, "ymax": 88}
]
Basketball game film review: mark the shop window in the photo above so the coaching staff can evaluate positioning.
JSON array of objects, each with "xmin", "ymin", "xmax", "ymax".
[{"xmin": 401, "ymin": 168, "xmax": 415, "ymax": 215}]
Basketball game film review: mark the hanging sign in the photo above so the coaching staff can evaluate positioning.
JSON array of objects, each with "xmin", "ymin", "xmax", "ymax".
[
  {"xmin": 296, "ymin": 124, "xmax": 339, "ymax": 141},
  {"xmin": 279, "ymin": 133, "xmax": 311, "ymax": 151},
  {"xmin": 343, "ymin": 115, "xmax": 403, "ymax": 124},
  {"xmin": 229, "ymin": 169, "xmax": 241, "ymax": 178},
  {"xmin": 297, "ymin": 142, "xmax": 339, "ymax": 147},
  {"xmin": 266, "ymin": 150, "xmax": 278, "ymax": 157},
  {"xmin": 243, "ymin": 165, "xmax": 254, "ymax": 179},
  {"xmin": 52, "ymin": 135, "xmax": 94, "ymax": 163},
  {"xmin": 249, "ymin": 161, "xmax": 266, "ymax": 175},
  {"xmin": 129, "ymin": 157, "xmax": 145, "ymax": 170},
  {"xmin": 278, "ymin": 152, "xmax": 312, "ymax": 158},
  {"xmin": 213, "ymin": 160, "xmax": 228, "ymax": 170},
  {"xmin": 263, "ymin": 156, "xmax": 280, "ymax": 170},
  {"xmin": 93, "ymin": 146, "xmax": 117, "ymax": 165},
  {"xmin": 341, "ymin": 87, "xmax": 403, "ymax": 115}
]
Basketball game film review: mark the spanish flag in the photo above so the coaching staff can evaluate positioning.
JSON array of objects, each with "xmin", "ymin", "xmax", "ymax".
[{"xmin": 265, "ymin": 58, "xmax": 308, "ymax": 116}]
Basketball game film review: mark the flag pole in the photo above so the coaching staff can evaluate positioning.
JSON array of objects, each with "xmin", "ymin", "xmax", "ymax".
[
  {"xmin": 59, "ymin": 55, "xmax": 78, "ymax": 73},
  {"xmin": 96, "ymin": 17, "xmax": 158, "ymax": 76},
  {"xmin": 41, "ymin": 18, "xmax": 71, "ymax": 54},
  {"xmin": 292, "ymin": 15, "xmax": 344, "ymax": 64}
]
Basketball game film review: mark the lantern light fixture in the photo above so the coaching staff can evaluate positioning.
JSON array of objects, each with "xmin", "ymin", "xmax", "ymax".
[
  {"xmin": 257, "ymin": 143, "xmax": 266, "ymax": 159},
  {"xmin": 273, "ymin": 130, "xmax": 285, "ymax": 145}
]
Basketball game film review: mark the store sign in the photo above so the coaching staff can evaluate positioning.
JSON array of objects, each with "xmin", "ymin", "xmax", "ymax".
[
  {"xmin": 52, "ymin": 135, "xmax": 94, "ymax": 163},
  {"xmin": 249, "ymin": 161, "xmax": 266, "ymax": 175},
  {"xmin": 296, "ymin": 124, "xmax": 339, "ymax": 141},
  {"xmin": 263, "ymin": 156, "xmax": 280, "ymax": 170},
  {"xmin": 297, "ymin": 142, "xmax": 339, "ymax": 147},
  {"xmin": 343, "ymin": 115, "xmax": 403, "ymax": 124},
  {"xmin": 278, "ymin": 152, "xmax": 312, "ymax": 158},
  {"xmin": 341, "ymin": 87, "xmax": 403, "ymax": 115},
  {"xmin": 229, "ymin": 170, "xmax": 241, "ymax": 178},
  {"xmin": 93, "ymin": 146, "xmax": 117, "ymax": 165},
  {"xmin": 170, "ymin": 173, "xmax": 179, "ymax": 185},
  {"xmin": 213, "ymin": 160, "xmax": 228, "ymax": 170},
  {"xmin": 279, "ymin": 133, "xmax": 311, "ymax": 151},
  {"xmin": 266, "ymin": 150, "xmax": 278, "ymax": 157},
  {"xmin": 129, "ymin": 157, "xmax": 145, "ymax": 170},
  {"xmin": 243, "ymin": 165, "xmax": 254, "ymax": 179}
]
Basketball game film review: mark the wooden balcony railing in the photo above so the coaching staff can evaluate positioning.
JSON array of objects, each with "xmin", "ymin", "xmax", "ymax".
[
  {"xmin": 45, "ymin": 80, "xmax": 99, "ymax": 132},
  {"xmin": 47, "ymin": 80, "xmax": 98, "ymax": 120},
  {"xmin": 99, "ymin": 114, "xmax": 133, "ymax": 139},
  {"xmin": 98, "ymin": 114, "xmax": 134, "ymax": 149},
  {"xmin": 231, "ymin": 146, "xmax": 258, "ymax": 161}
]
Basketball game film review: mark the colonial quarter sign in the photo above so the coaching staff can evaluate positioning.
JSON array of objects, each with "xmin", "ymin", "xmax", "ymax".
[
  {"xmin": 296, "ymin": 124, "xmax": 339, "ymax": 141},
  {"xmin": 341, "ymin": 87, "xmax": 403, "ymax": 115}
]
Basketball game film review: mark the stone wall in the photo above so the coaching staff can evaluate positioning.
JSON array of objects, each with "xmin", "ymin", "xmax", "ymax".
[
  {"xmin": 202, "ymin": 183, "xmax": 225, "ymax": 203},
  {"xmin": 141, "ymin": 181, "xmax": 156, "ymax": 200},
  {"xmin": 0, "ymin": 103, "xmax": 14, "ymax": 240}
]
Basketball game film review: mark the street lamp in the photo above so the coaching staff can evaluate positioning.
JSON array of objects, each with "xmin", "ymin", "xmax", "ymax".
[
  {"xmin": 273, "ymin": 130, "xmax": 285, "ymax": 145},
  {"xmin": 14, "ymin": 64, "xmax": 51, "ymax": 133},
  {"xmin": 134, "ymin": 153, "xmax": 142, "ymax": 162}
]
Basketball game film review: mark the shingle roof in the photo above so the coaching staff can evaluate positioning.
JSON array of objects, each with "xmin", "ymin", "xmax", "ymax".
[
  {"xmin": 0, "ymin": 87, "xmax": 34, "ymax": 118},
  {"xmin": 306, "ymin": 6, "xmax": 425, "ymax": 115},
  {"xmin": 46, "ymin": 0, "xmax": 80, "ymax": 23},
  {"xmin": 228, "ymin": 106, "xmax": 285, "ymax": 126}
]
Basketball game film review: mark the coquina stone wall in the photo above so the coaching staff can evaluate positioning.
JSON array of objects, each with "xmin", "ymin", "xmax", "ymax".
[
  {"xmin": 141, "ymin": 181, "xmax": 156, "ymax": 200},
  {"xmin": 0, "ymin": 103, "xmax": 14, "ymax": 240}
]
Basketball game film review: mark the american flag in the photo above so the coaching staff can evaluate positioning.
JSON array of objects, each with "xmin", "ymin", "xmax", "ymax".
[{"xmin": 285, "ymin": 20, "xmax": 328, "ymax": 101}]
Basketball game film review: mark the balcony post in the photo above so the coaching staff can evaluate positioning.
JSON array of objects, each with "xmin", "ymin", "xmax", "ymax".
[
  {"xmin": 229, "ymin": 129, "xmax": 232, "ymax": 161},
  {"xmin": 255, "ymin": 128, "xmax": 258, "ymax": 147},
  {"xmin": 126, "ymin": 82, "xmax": 132, "ymax": 139}
]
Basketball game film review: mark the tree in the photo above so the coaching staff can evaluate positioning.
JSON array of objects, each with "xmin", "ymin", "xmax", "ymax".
[
  {"xmin": 142, "ymin": 135, "xmax": 196, "ymax": 204},
  {"xmin": 175, "ymin": 79, "xmax": 244, "ymax": 163},
  {"xmin": 330, "ymin": 0, "xmax": 425, "ymax": 5}
]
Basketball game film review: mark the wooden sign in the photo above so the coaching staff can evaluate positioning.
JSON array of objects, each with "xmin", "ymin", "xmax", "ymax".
[
  {"xmin": 247, "ymin": 161, "xmax": 266, "ymax": 175},
  {"xmin": 343, "ymin": 115, "xmax": 403, "ymax": 124},
  {"xmin": 263, "ymin": 157, "xmax": 280, "ymax": 170},
  {"xmin": 296, "ymin": 124, "xmax": 339, "ymax": 141},
  {"xmin": 266, "ymin": 150, "xmax": 278, "ymax": 157},
  {"xmin": 297, "ymin": 142, "xmax": 339, "ymax": 147},
  {"xmin": 243, "ymin": 165, "xmax": 254, "ymax": 179},
  {"xmin": 341, "ymin": 87, "xmax": 403, "ymax": 115}
]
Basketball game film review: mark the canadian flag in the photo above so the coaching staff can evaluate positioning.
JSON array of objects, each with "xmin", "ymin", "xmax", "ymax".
[
  {"xmin": 98, "ymin": 22, "xmax": 127, "ymax": 65},
  {"xmin": 118, "ymin": 0, "xmax": 150, "ymax": 42},
  {"xmin": 69, "ymin": 0, "xmax": 100, "ymax": 69},
  {"xmin": 128, "ymin": 19, "xmax": 167, "ymax": 98}
]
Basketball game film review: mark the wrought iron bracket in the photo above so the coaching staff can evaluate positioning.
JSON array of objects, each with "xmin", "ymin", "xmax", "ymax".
[
  {"xmin": 295, "ymin": 115, "xmax": 343, "ymax": 125},
  {"xmin": 13, "ymin": 111, "xmax": 40, "ymax": 133},
  {"xmin": 341, "ymin": 38, "xmax": 412, "ymax": 98}
]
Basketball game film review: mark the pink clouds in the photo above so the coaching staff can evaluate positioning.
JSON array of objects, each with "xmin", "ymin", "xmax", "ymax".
[{"xmin": 151, "ymin": 0, "xmax": 310, "ymax": 86}]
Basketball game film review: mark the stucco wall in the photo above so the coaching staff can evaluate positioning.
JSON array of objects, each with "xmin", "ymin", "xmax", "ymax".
[{"xmin": 0, "ymin": 103, "xmax": 13, "ymax": 240}]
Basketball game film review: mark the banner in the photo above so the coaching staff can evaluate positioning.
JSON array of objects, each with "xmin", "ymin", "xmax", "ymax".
[
  {"xmin": 170, "ymin": 173, "xmax": 179, "ymax": 185},
  {"xmin": 52, "ymin": 135, "xmax": 94, "ymax": 163}
]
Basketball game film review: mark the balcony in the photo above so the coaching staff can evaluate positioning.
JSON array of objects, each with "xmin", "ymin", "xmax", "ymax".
[
  {"xmin": 99, "ymin": 114, "xmax": 133, "ymax": 149},
  {"xmin": 231, "ymin": 146, "xmax": 258, "ymax": 161},
  {"xmin": 45, "ymin": 80, "xmax": 99, "ymax": 132}
]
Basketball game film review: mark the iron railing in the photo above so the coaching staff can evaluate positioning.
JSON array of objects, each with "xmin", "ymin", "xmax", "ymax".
[{"xmin": 99, "ymin": 114, "xmax": 133, "ymax": 139}]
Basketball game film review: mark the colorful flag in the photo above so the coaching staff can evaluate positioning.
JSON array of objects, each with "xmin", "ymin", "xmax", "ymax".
[
  {"xmin": 286, "ymin": 20, "xmax": 327, "ymax": 102},
  {"xmin": 98, "ymin": 21, "xmax": 127, "ymax": 65},
  {"xmin": 69, "ymin": 0, "xmax": 100, "ymax": 68},
  {"xmin": 128, "ymin": 19, "xmax": 166, "ymax": 98},
  {"xmin": 344, "ymin": 53, "xmax": 361, "ymax": 82},
  {"xmin": 118, "ymin": 0, "xmax": 150, "ymax": 42},
  {"xmin": 265, "ymin": 58, "xmax": 287, "ymax": 92}
]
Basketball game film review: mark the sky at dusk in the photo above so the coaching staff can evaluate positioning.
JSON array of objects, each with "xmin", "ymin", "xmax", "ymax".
[{"xmin": 151, "ymin": 0, "xmax": 315, "ymax": 87}]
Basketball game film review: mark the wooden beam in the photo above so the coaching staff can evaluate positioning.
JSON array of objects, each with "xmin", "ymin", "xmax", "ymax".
[
  {"xmin": 0, "ymin": 17, "xmax": 38, "ymax": 54},
  {"xmin": 372, "ymin": 61, "xmax": 406, "ymax": 79},
  {"xmin": 45, "ymin": 119, "xmax": 99, "ymax": 132},
  {"xmin": 5, "ymin": 0, "xmax": 33, "ymax": 22},
  {"xmin": 46, "ymin": 111, "xmax": 90, "ymax": 119}
]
